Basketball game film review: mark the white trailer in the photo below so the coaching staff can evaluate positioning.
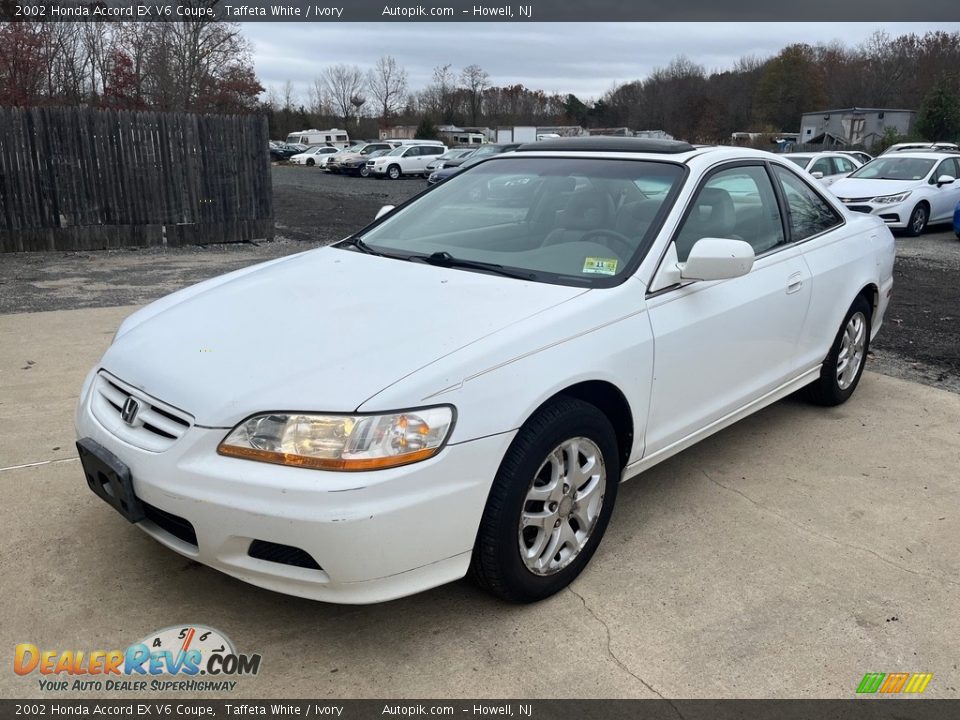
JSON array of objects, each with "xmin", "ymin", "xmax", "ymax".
[
  {"xmin": 285, "ymin": 128, "xmax": 351, "ymax": 148},
  {"xmin": 495, "ymin": 126, "xmax": 538, "ymax": 144}
]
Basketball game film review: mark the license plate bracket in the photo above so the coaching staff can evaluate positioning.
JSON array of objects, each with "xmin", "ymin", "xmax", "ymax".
[{"xmin": 77, "ymin": 438, "xmax": 146, "ymax": 523}]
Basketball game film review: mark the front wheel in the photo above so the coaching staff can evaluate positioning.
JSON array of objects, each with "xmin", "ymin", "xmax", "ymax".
[
  {"xmin": 359, "ymin": 165, "xmax": 371, "ymax": 177},
  {"xmin": 306, "ymin": 158, "xmax": 315, "ymax": 166},
  {"xmin": 471, "ymin": 397, "xmax": 620, "ymax": 602},
  {"xmin": 387, "ymin": 165, "xmax": 401, "ymax": 180},
  {"xmin": 905, "ymin": 203, "xmax": 928, "ymax": 237},
  {"xmin": 803, "ymin": 295, "xmax": 872, "ymax": 406}
]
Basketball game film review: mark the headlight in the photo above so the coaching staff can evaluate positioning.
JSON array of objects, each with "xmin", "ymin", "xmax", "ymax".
[
  {"xmin": 872, "ymin": 191, "xmax": 911, "ymax": 204},
  {"xmin": 217, "ymin": 406, "xmax": 455, "ymax": 471}
]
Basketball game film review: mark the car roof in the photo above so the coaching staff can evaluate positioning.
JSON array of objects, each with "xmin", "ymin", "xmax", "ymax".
[
  {"xmin": 516, "ymin": 137, "xmax": 696, "ymax": 154},
  {"xmin": 873, "ymin": 151, "xmax": 959, "ymax": 160}
]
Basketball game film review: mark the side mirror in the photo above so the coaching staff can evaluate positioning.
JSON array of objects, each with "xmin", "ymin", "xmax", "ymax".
[
  {"xmin": 810, "ymin": 171, "xmax": 824, "ymax": 179},
  {"xmin": 375, "ymin": 205, "xmax": 395, "ymax": 220},
  {"xmin": 936, "ymin": 174, "xmax": 956, "ymax": 186},
  {"xmin": 680, "ymin": 238, "xmax": 755, "ymax": 281}
]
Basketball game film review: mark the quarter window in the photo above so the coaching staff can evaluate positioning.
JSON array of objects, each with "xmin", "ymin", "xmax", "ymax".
[
  {"xmin": 674, "ymin": 165, "xmax": 785, "ymax": 261},
  {"xmin": 773, "ymin": 166, "xmax": 842, "ymax": 241}
]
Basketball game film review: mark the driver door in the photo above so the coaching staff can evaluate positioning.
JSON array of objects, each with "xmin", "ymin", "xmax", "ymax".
[
  {"xmin": 643, "ymin": 163, "xmax": 812, "ymax": 455},
  {"xmin": 928, "ymin": 158, "xmax": 960, "ymax": 222}
]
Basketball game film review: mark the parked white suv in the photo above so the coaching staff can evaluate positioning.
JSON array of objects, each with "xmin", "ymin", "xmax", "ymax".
[
  {"xmin": 76, "ymin": 138, "xmax": 894, "ymax": 604},
  {"xmin": 367, "ymin": 143, "xmax": 447, "ymax": 179},
  {"xmin": 830, "ymin": 151, "xmax": 960, "ymax": 235}
]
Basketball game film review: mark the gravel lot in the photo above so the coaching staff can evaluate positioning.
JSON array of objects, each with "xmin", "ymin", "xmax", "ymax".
[{"xmin": 0, "ymin": 164, "xmax": 957, "ymax": 393}]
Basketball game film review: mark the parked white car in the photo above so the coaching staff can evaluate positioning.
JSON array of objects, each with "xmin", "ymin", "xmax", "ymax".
[
  {"xmin": 76, "ymin": 139, "xmax": 894, "ymax": 604},
  {"xmin": 782, "ymin": 152, "xmax": 861, "ymax": 186},
  {"xmin": 829, "ymin": 151, "xmax": 960, "ymax": 235},
  {"xmin": 881, "ymin": 142, "xmax": 959, "ymax": 155},
  {"xmin": 366, "ymin": 142, "xmax": 447, "ymax": 179},
  {"xmin": 289, "ymin": 146, "xmax": 339, "ymax": 166}
]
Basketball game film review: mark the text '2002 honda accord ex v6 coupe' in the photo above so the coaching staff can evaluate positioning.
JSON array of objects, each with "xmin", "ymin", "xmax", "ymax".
[{"xmin": 75, "ymin": 138, "xmax": 895, "ymax": 604}]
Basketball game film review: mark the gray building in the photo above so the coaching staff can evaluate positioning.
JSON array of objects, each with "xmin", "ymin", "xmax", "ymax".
[{"xmin": 799, "ymin": 108, "xmax": 915, "ymax": 149}]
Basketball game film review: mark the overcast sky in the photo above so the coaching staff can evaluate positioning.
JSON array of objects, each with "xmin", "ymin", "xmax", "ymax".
[{"xmin": 245, "ymin": 22, "xmax": 960, "ymax": 103}]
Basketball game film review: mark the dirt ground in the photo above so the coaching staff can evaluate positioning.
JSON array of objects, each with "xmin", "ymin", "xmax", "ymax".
[{"xmin": 0, "ymin": 164, "xmax": 957, "ymax": 393}]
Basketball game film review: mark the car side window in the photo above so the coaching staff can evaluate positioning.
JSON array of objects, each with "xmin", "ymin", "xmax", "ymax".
[
  {"xmin": 674, "ymin": 165, "xmax": 785, "ymax": 262},
  {"xmin": 773, "ymin": 166, "xmax": 843, "ymax": 241},
  {"xmin": 930, "ymin": 159, "xmax": 956, "ymax": 184},
  {"xmin": 809, "ymin": 157, "xmax": 833, "ymax": 176},
  {"xmin": 835, "ymin": 157, "xmax": 856, "ymax": 174}
]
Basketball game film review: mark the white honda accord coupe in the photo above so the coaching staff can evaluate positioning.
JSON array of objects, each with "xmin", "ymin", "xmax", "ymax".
[{"xmin": 75, "ymin": 138, "xmax": 895, "ymax": 604}]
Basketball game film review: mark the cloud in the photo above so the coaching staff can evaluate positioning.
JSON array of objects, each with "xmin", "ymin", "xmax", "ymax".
[{"xmin": 245, "ymin": 22, "xmax": 960, "ymax": 102}]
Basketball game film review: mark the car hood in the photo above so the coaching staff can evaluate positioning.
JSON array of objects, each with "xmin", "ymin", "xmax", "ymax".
[
  {"xmin": 100, "ymin": 247, "xmax": 587, "ymax": 426},
  {"xmin": 830, "ymin": 178, "xmax": 918, "ymax": 199}
]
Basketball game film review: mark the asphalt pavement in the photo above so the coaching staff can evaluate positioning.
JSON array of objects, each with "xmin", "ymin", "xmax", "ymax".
[{"xmin": 1, "ymin": 305, "xmax": 958, "ymax": 699}]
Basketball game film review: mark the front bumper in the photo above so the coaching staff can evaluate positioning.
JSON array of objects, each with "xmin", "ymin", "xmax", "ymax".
[
  {"xmin": 75, "ymin": 371, "xmax": 514, "ymax": 604},
  {"xmin": 837, "ymin": 198, "xmax": 911, "ymax": 228},
  {"xmin": 369, "ymin": 165, "xmax": 388, "ymax": 176}
]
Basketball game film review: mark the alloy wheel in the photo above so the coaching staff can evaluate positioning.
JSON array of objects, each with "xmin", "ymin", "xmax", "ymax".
[
  {"xmin": 518, "ymin": 437, "xmax": 606, "ymax": 576},
  {"xmin": 837, "ymin": 311, "xmax": 866, "ymax": 390}
]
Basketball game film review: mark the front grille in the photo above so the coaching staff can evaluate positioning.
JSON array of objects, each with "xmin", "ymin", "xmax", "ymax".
[
  {"xmin": 248, "ymin": 540, "xmax": 323, "ymax": 571},
  {"xmin": 839, "ymin": 196, "xmax": 873, "ymax": 203},
  {"xmin": 91, "ymin": 372, "xmax": 192, "ymax": 452},
  {"xmin": 143, "ymin": 502, "xmax": 198, "ymax": 546}
]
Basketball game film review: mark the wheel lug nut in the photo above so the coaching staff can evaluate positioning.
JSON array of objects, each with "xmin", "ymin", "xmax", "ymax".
[
  {"xmin": 554, "ymin": 519, "xmax": 561, "ymax": 527},
  {"xmin": 549, "ymin": 502, "xmax": 558, "ymax": 511}
]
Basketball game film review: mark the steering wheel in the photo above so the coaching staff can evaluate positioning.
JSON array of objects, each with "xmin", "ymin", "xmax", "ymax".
[{"xmin": 577, "ymin": 229, "xmax": 635, "ymax": 258}]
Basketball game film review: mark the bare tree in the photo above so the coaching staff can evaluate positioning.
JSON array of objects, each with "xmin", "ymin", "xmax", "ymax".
[
  {"xmin": 322, "ymin": 63, "xmax": 366, "ymax": 125},
  {"xmin": 281, "ymin": 79, "xmax": 296, "ymax": 111},
  {"xmin": 367, "ymin": 55, "xmax": 407, "ymax": 124},
  {"xmin": 460, "ymin": 64, "xmax": 489, "ymax": 125}
]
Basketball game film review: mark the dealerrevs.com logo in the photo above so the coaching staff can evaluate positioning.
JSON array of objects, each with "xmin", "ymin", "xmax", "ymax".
[{"xmin": 14, "ymin": 625, "xmax": 261, "ymax": 693}]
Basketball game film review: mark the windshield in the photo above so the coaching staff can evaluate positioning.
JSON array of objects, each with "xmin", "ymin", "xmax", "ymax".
[
  {"xmin": 784, "ymin": 156, "xmax": 810, "ymax": 168},
  {"xmin": 355, "ymin": 157, "xmax": 684, "ymax": 286},
  {"xmin": 849, "ymin": 157, "xmax": 935, "ymax": 180}
]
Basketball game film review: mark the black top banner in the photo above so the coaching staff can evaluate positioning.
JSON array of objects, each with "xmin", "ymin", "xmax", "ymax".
[{"xmin": 5, "ymin": 0, "xmax": 960, "ymax": 22}]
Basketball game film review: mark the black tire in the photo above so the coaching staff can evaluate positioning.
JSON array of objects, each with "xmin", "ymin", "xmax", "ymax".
[
  {"xmin": 360, "ymin": 165, "xmax": 371, "ymax": 178},
  {"xmin": 306, "ymin": 158, "xmax": 315, "ymax": 167},
  {"xmin": 905, "ymin": 203, "xmax": 928, "ymax": 237},
  {"xmin": 387, "ymin": 165, "xmax": 401, "ymax": 180},
  {"xmin": 471, "ymin": 397, "xmax": 620, "ymax": 603},
  {"xmin": 803, "ymin": 295, "xmax": 872, "ymax": 406}
]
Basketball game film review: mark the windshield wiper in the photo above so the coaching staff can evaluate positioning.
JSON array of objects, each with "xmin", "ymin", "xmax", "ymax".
[
  {"xmin": 336, "ymin": 236, "xmax": 387, "ymax": 256},
  {"xmin": 410, "ymin": 251, "xmax": 535, "ymax": 281}
]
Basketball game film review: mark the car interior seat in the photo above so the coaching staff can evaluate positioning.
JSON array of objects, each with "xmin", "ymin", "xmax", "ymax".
[
  {"xmin": 674, "ymin": 187, "xmax": 740, "ymax": 261},
  {"xmin": 542, "ymin": 190, "xmax": 615, "ymax": 246}
]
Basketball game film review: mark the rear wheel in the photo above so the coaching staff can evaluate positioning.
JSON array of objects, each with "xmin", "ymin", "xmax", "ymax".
[
  {"xmin": 803, "ymin": 295, "xmax": 872, "ymax": 406},
  {"xmin": 905, "ymin": 203, "xmax": 928, "ymax": 237},
  {"xmin": 471, "ymin": 397, "xmax": 620, "ymax": 602}
]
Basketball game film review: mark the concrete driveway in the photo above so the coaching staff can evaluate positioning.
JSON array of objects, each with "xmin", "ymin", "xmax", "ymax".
[{"xmin": 2, "ymin": 306, "xmax": 959, "ymax": 699}]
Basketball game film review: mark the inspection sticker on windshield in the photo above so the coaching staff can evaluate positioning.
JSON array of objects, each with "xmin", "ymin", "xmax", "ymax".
[{"xmin": 582, "ymin": 257, "xmax": 618, "ymax": 275}]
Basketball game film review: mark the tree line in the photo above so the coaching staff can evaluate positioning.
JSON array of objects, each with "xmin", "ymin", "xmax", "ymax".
[
  {"xmin": 0, "ymin": 20, "xmax": 262, "ymax": 113},
  {"xmin": 268, "ymin": 30, "xmax": 960, "ymax": 144},
  {"xmin": 2, "ymin": 20, "xmax": 958, "ymax": 144}
]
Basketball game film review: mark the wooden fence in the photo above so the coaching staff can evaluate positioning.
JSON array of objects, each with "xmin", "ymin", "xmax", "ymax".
[{"xmin": 0, "ymin": 106, "xmax": 274, "ymax": 253}]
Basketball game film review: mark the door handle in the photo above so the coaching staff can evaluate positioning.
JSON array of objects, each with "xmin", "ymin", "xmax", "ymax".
[{"xmin": 786, "ymin": 272, "xmax": 804, "ymax": 294}]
